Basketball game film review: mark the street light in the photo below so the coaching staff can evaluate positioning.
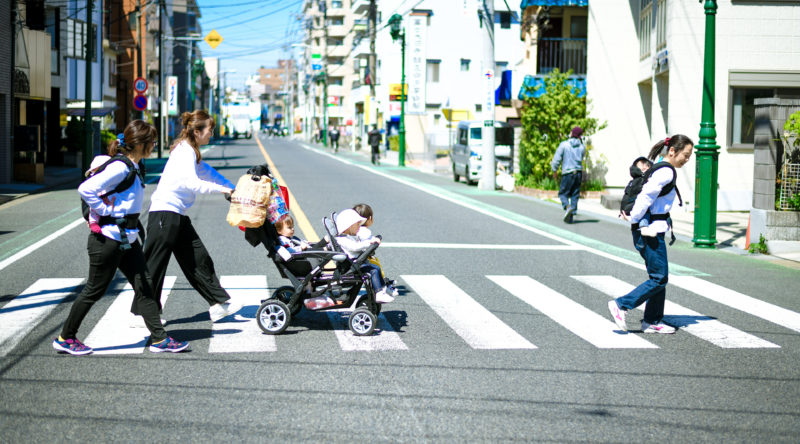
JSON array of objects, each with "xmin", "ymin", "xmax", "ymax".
[
  {"xmin": 693, "ymin": 0, "xmax": 719, "ymax": 248},
  {"xmin": 388, "ymin": 13, "xmax": 406, "ymax": 167},
  {"xmin": 213, "ymin": 69, "xmax": 236, "ymax": 138}
]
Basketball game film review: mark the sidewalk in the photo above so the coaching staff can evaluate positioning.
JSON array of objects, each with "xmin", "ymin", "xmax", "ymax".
[{"xmin": 304, "ymin": 137, "xmax": 800, "ymax": 265}]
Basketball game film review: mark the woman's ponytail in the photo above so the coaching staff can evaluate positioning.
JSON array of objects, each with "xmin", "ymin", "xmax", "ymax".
[
  {"xmin": 171, "ymin": 109, "xmax": 214, "ymax": 163},
  {"xmin": 648, "ymin": 134, "xmax": 694, "ymax": 161}
]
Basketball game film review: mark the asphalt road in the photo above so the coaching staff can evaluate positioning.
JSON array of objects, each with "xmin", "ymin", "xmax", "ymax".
[{"xmin": 0, "ymin": 135, "xmax": 798, "ymax": 443}]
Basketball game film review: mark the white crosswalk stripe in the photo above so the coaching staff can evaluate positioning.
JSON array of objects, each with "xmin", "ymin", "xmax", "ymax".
[
  {"xmin": 85, "ymin": 276, "xmax": 176, "ymax": 354},
  {"xmin": 670, "ymin": 276, "xmax": 800, "ymax": 334},
  {"xmin": 572, "ymin": 275, "xmax": 780, "ymax": 348},
  {"xmin": 210, "ymin": 275, "xmax": 276, "ymax": 353},
  {"xmin": 488, "ymin": 275, "xmax": 657, "ymax": 349},
  {"xmin": 402, "ymin": 275, "xmax": 537, "ymax": 350},
  {"xmin": 0, "ymin": 278, "xmax": 84, "ymax": 358}
]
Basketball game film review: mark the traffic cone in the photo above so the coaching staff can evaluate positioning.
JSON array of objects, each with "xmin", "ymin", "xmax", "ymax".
[{"xmin": 745, "ymin": 214, "xmax": 751, "ymax": 250}]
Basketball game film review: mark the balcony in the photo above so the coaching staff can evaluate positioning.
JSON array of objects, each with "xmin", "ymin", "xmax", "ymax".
[
  {"xmin": 352, "ymin": 0, "xmax": 369, "ymax": 15},
  {"xmin": 537, "ymin": 37, "xmax": 586, "ymax": 76}
]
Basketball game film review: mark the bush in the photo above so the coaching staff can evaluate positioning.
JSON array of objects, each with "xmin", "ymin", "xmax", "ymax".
[
  {"xmin": 518, "ymin": 69, "xmax": 607, "ymax": 184},
  {"xmin": 100, "ymin": 130, "xmax": 116, "ymax": 151},
  {"xmin": 388, "ymin": 135, "xmax": 399, "ymax": 151}
]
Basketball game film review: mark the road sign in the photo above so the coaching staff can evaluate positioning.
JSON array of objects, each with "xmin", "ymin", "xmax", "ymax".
[
  {"xmin": 312, "ymin": 64, "xmax": 321, "ymax": 71},
  {"xmin": 205, "ymin": 29, "xmax": 223, "ymax": 49},
  {"xmin": 133, "ymin": 94, "xmax": 147, "ymax": 111},
  {"xmin": 133, "ymin": 77, "xmax": 148, "ymax": 93},
  {"xmin": 167, "ymin": 76, "xmax": 178, "ymax": 116}
]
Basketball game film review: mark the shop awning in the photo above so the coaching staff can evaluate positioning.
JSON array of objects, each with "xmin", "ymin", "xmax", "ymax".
[
  {"xmin": 520, "ymin": 0, "xmax": 588, "ymax": 8},
  {"xmin": 518, "ymin": 75, "xmax": 586, "ymax": 100},
  {"xmin": 66, "ymin": 107, "xmax": 116, "ymax": 117},
  {"xmin": 495, "ymin": 70, "xmax": 513, "ymax": 104}
]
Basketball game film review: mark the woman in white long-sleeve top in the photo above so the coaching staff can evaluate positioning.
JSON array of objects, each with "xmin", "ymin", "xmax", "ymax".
[
  {"xmin": 144, "ymin": 110, "xmax": 241, "ymax": 323},
  {"xmin": 607, "ymin": 134, "xmax": 694, "ymax": 335},
  {"xmin": 53, "ymin": 120, "xmax": 189, "ymax": 355}
]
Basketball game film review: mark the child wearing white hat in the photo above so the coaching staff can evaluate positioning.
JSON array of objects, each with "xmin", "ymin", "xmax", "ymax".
[{"xmin": 334, "ymin": 209, "xmax": 394, "ymax": 303}]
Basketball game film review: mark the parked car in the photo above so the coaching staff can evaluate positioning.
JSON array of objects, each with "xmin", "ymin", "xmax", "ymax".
[{"xmin": 450, "ymin": 121, "xmax": 514, "ymax": 185}]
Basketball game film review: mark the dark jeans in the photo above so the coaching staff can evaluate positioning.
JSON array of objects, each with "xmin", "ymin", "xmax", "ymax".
[
  {"xmin": 558, "ymin": 171, "xmax": 582, "ymax": 212},
  {"xmin": 615, "ymin": 231, "xmax": 668, "ymax": 324},
  {"xmin": 61, "ymin": 234, "xmax": 166, "ymax": 342},
  {"xmin": 144, "ymin": 211, "xmax": 230, "ymax": 308},
  {"xmin": 360, "ymin": 263, "xmax": 385, "ymax": 292},
  {"xmin": 370, "ymin": 145, "xmax": 380, "ymax": 165}
]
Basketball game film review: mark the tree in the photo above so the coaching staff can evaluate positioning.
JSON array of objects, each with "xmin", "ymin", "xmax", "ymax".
[{"xmin": 518, "ymin": 69, "xmax": 606, "ymax": 184}]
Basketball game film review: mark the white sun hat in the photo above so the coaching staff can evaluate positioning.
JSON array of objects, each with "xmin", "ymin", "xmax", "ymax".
[{"xmin": 335, "ymin": 209, "xmax": 366, "ymax": 234}]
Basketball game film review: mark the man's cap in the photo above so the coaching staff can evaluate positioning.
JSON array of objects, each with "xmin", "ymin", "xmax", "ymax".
[
  {"xmin": 570, "ymin": 126, "xmax": 583, "ymax": 138},
  {"xmin": 335, "ymin": 209, "xmax": 366, "ymax": 234}
]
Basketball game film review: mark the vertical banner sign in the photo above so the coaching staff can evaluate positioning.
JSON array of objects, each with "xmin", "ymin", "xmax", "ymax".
[
  {"xmin": 407, "ymin": 14, "xmax": 427, "ymax": 114},
  {"xmin": 167, "ymin": 76, "xmax": 178, "ymax": 116}
]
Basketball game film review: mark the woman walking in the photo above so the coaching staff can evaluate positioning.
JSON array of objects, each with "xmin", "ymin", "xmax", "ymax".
[
  {"xmin": 608, "ymin": 134, "xmax": 694, "ymax": 334},
  {"xmin": 53, "ymin": 120, "xmax": 189, "ymax": 355},
  {"xmin": 144, "ymin": 110, "xmax": 241, "ymax": 323}
]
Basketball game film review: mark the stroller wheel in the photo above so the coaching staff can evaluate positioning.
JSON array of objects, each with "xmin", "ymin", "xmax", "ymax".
[
  {"xmin": 256, "ymin": 300, "xmax": 291, "ymax": 335},
  {"xmin": 349, "ymin": 308, "xmax": 377, "ymax": 336},
  {"xmin": 272, "ymin": 285, "xmax": 301, "ymax": 316}
]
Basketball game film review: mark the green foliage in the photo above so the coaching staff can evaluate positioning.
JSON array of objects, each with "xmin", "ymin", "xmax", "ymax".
[
  {"xmin": 784, "ymin": 110, "xmax": 800, "ymax": 148},
  {"xmin": 582, "ymin": 178, "xmax": 605, "ymax": 192},
  {"xmin": 388, "ymin": 135, "xmax": 399, "ymax": 151},
  {"xmin": 100, "ymin": 130, "xmax": 116, "ymax": 151},
  {"xmin": 518, "ymin": 69, "xmax": 607, "ymax": 182},
  {"xmin": 748, "ymin": 233, "xmax": 769, "ymax": 254},
  {"xmin": 515, "ymin": 174, "xmax": 558, "ymax": 190},
  {"xmin": 787, "ymin": 192, "xmax": 800, "ymax": 210}
]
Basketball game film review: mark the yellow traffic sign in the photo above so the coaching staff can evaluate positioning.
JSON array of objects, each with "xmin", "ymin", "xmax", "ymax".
[{"xmin": 205, "ymin": 29, "xmax": 223, "ymax": 49}]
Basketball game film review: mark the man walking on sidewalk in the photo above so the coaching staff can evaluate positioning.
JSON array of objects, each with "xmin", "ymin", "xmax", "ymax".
[
  {"xmin": 368, "ymin": 125, "xmax": 382, "ymax": 165},
  {"xmin": 551, "ymin": 126, "xmax": 586, "ymax": 224}
]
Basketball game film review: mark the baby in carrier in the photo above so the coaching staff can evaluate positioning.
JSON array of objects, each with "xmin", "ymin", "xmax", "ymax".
[
  {"xmin": 620, "ymin": 157, "xmax": 658, "ymax": 237},
  {"xmin": 335, "ymin": 209, "xmax": 395, "ymax": 304}
]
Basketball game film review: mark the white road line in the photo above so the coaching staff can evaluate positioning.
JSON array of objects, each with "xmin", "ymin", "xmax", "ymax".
[
  {"xmin": 487, "ymin": 275, "xmax": 657, "ymax": 349},
  {"xmin": 572, "ymin": 275, "xmax": 780, "ymax": 349},
  {"xmin": 0, "ymin": 219, "xmax": 84, "ymax": 272},
  {"xmin": 85, "ymin": 276, "xmax": 176, "ymax": 354},
  {"xmin": 402, "ymin": 275, "xmax": 537, "ymax": 350},
  {"xmin": 671, "ymin": 276, "xmax": 800, "ymax": 334},
  {"xmin": 380, "ymin": 242, "xmax": 582, "ymax": 250},
  {"xmin": 0, "ymin": 278, "xmax": 84, "ymax": 357},
  {"xmin": 210, "ymin": 275, "xmax": 276, "ymax": 353},
  {"xmin": 326, "ymin": 307, "xmax": 408, "ymax": 352}
]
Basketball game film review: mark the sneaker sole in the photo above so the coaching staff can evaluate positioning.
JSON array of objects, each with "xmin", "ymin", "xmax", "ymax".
[
  {"xmin": 149, "ymin": 343, "xmax": 190, "ymax": 353},
  {"xmin": 52, "ymin": 341, "xmax": 93, "ymax": 356},
  {"xmin": 642, "ymin": 327, "xmax": 676, "ymax": 334},
  {"xmin": 607, "ymin": 301, "xmax": 627, "ymax": 331}
]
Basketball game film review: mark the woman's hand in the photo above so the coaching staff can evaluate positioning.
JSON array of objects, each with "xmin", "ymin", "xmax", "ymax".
[{"xmin": 619, "ymin": 211, "xmax": 630, "ymax": 221}]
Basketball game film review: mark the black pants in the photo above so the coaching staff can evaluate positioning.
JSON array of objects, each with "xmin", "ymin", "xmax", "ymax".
[
  {"xmin": 370, "ymin": 145, "xmax": 380, "ymax": 165},
  {"xmin": 144, "ymin": 211, "xmax": 230, "ymax": 307},
  {"xmin": 558, "ymin": 171, "xmax": 582, "ymax": 213},
  {"xmin": 61, "ymin": 234, "xmax": 166, "ymax": 342}
]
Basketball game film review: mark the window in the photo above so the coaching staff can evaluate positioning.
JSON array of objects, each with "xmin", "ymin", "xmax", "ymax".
[
  {"xmin": 458, "ymin": 128, "xmax": 468, "ymax": 145},
  {"xmin": 45, "ymin": 8, "xmax": 60, "ymax": 74},
  {"xmin": 570, "ymin": 16, "xmax": 587, "ymax": 39},
  {"xmin": 497, "ymin": 11, "xmax": 512, "ymax": 29},
  {"xmin": 460, "ymin": 58, "xmax": 470, "ymax": 72},
  {"xmin": 639, "ymin": 0, "xmax": 652, "ymax": 60},
  {"xmin": 109, "ymin": 59, "xmax": 116, "ymax": 87},
  {"xmin": 426, "ymin": 60, "xmax": 440, "ymax": 83},
  {"xmin": 470, "ymin": 127, "xmax": 482, "ymax": 141},
  {"xmin": 327, "ymin": 37, "xmax": 344, "ymax": 46},
  {"xmin": 495, "ymin": 61, "xmax": 508, "ymax": 78},
  {"xmin": 331, "ymin": 0, "xmax": 343, "ymax": 8},
  {"xmin": 655, "ymin": 0, "xmax": 667, "ymax": 50},
  {"xmin": 66, "ymin": 19, "xmax": 97, "ymax": 62},
  {"xmin": 329, "ymin": 76, "xmax": 343, "ymax": 86},
  {"xmin": 329, "ymin": 16, "xmax": 344, "ymax": 26},
  {"xmin": 328, "ymin": 57, "xmax": 344, "ymax": 65},
  {"xmin": 730, "ymin": 88, "xmax": 773, "ymax": 145}
]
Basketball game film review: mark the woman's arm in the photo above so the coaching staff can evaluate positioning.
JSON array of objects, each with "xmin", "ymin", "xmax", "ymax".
[
  {"xmin": 172, "ymin": 145, "xmax": 232, "ymax": 194},
  {"xmin": 628, "ymin": 167, "xmax": 674, "ymax": 223},
  {"xmin": 197, "ymin": 160, "xmax": 236, "ymax": 189},
  {"xmin": 78, "ymin": 161, "xmax": 130, "ymax": 216}
]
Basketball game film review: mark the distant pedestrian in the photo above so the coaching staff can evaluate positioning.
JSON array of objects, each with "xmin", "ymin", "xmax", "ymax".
[
  {"xmin": 551, "ymin": 126, "xmax": 586, "ymax": 223},
  {"xmin": 53, "ymin": 120, "xmax": 189, "ymax": 356},
  {"xmin": 144, "ymin": 110, "xmax": 242, "ymax": 324},
  {"xmin": 330, "ymin": 126, "xmax": 340, "ymax": 152},
  {"xmin": 608, "ymin": 134, "xmax": 694, "ymax": 334},
  {"xmin": 368, "ymin": 125, "xmax": 382, "ymax": 165}
]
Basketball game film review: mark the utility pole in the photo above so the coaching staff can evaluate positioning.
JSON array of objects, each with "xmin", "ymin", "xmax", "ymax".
[
  {"xmin": 321, "ymin": 0, "xmax": 328, "ymax": 147},
  {"xmin": 136, "ymin": 1, "xmax": 143, "ymax": 119},
  {"xmin": 82, "ymin": 0, "xmax": 94, "ymax": 172},
  {"xmin": 388, "ymin": 14, "xmax": 405, "ymax": 166},
  {"xmin": 157, "ymin": 0, "xmax": 164, "ymax": 157},
  {"xmin": 479, "ymin": 0, "xmax": 496, "ymax": 191},
  {"xmin": 368, "ymin": 0, "xmax": 376, "ymax": 127},
  {"xmin": 693, "ymin": 0, "xmax": 719, "ymax": 248}
]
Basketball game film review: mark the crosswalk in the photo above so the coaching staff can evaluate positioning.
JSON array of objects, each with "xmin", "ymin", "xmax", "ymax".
[{"xmin": 1, "ymin": 273, "xmax": 798, "ymax": 357}]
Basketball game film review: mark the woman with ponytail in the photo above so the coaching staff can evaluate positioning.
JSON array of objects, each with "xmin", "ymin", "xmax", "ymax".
[
  {"xmin": 144, "ymin": 110, "xmax": 241, "ymax": 323},
  {"xmin": 54, "ymin": 120, "xmax": 189, "ymax": 355},
  {"xmin": 607, "ymin": 134, "xmax": 694, "ymax": 335}
]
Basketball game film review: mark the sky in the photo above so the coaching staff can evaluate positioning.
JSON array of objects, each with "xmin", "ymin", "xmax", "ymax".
[{"xmin": 196, "ymin": 0, "xmax": 306, "ymax": 91}]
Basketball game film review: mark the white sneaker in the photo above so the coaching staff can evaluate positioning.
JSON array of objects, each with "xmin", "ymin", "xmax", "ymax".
[
  {"xmin": 607, "ymin": 300, "xmax": 627, "ymax": 331},
  {"xmin": 388, "ymin": 285, "xmax": 399, "ymax": 297},
  {"xmin": 375, "ymin": 288, "xmax": 395, "ymax": 304},
  {"xmin": 642, "ymin": 321, "xmax": 676, "ymax": 334},
  {"xmin": 639, "ymin": 225, "xmax": 658, "ymax": 237},
  {"xmin": 209, "ymin": 301, "xmax": 243, "ymax": 322},
  {"xmin": 130, "ymin": 316, "xmax": 166, "ymax": 328}
]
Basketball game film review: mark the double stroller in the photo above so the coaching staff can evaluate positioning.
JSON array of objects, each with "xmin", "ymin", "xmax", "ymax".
[{"xmin": 241, "ymin": 168, "xmax": 384, "ymax": 336}]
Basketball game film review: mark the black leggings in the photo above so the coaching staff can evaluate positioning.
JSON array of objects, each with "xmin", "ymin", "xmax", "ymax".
[
  {"xmin": 61, "ymin": 233, "xmax": 166, "ymax": 342},
  {"xmin": 144, "ymin": 211, "xmax": 230, "ymax": 307}
]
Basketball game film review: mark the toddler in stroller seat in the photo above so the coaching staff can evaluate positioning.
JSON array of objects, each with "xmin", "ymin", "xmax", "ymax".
[{"xmin": 244, "ymin": 202, "xmax": 387, "ymax": 336}]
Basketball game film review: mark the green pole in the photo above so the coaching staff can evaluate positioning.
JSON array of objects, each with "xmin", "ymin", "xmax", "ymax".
[
  {"xmin": 398, "ymin": 31, "xmax": 406, "ymax": 167},
  {"xmin": 323, "ymin": 72, "xmax": 328, "ymax": 147},
  {"xmin": 693, "ymin": 0, "xmax": 719, "ymax": 248},
  {"xmin": 82, "ymin": 0, "xmax": 94, "ymax": 172}
]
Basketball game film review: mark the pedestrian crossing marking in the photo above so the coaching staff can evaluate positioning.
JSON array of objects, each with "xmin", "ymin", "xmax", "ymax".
[
  {"xmin": 85, "ymin": 276, "xmax": 176, "ymax": 354},
  {"xmin": 488, "ymin": 275, "xmax": 658, "ymax": 349},
  {"xmin": 210, "ymin": 275, "xmax": 276, "ymax": 353},
  {"xmin": 0, "ymin": 278, "xmax": 84, "ymax": 358},
  {"xmin": 402, "ymin": 275, "xmax": 537, "ymax": 350},
  {"xmin": 572, "ymin": 275, "xmax": 780, "ymax": 349},
  {"xmin": 670, "ymin": 276, "xmax": 800, "ymax": 334},
  {"xmin": 326, "ymin": 309, "xmax": 408, "ymax": 351}
]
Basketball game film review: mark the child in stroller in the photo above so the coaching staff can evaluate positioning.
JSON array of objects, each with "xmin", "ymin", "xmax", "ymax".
[{"xmin": 244, "ymin": 201, "xmax": 387, "ymax": 336}]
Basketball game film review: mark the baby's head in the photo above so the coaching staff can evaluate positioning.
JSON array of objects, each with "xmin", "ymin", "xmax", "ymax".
[
  {"xmin": 353, "ymin": 203, "xmax": 374, "ymax": 227},
  {"xmin": 274, "ymin": 215, "xmax": 295, "ymax": 237},
  {"xmin": 636, "ymin": 159, "xmax": 651, "ymax": 173}
]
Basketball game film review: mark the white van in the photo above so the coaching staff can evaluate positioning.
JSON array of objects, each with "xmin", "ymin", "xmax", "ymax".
[{"xmin": 450, "ymin": 121, "xmax": 514, "ymax": 185}]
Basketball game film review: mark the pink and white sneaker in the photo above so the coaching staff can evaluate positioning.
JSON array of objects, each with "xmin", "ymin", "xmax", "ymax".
[
  {"xmin": 641, "ymin": 321, "xmax": 676, "ymax": 334},
  {"xmin": 607, "ymin": 300, "xmax": 627, "ymax": 331}
]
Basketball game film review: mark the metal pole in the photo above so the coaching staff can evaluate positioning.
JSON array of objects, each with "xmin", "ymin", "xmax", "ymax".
[
  {"xmin": 157, "ymin": 0, "xmax": 164, "ymax": 157},
  {"xmin": 479, "ymin": 0, "xmax": 496, "ymax": 190},
  {"xmin": 398, "ymin": 31, "xmax": 406, "ymax": 167},
  {"xmin": 82, "ymin": 0, "xmax": 94, "ymax": 172},
  {"xmin": 693, "ymin": 0, "xmax": 719, "ymax": 248},
  {"xmin": 369, "ymin": 0, "xmax": 376, "ymax": 127},
  {"xmin": 322, "ymin": 1, "xmax": 328, "ymax": 146}
]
